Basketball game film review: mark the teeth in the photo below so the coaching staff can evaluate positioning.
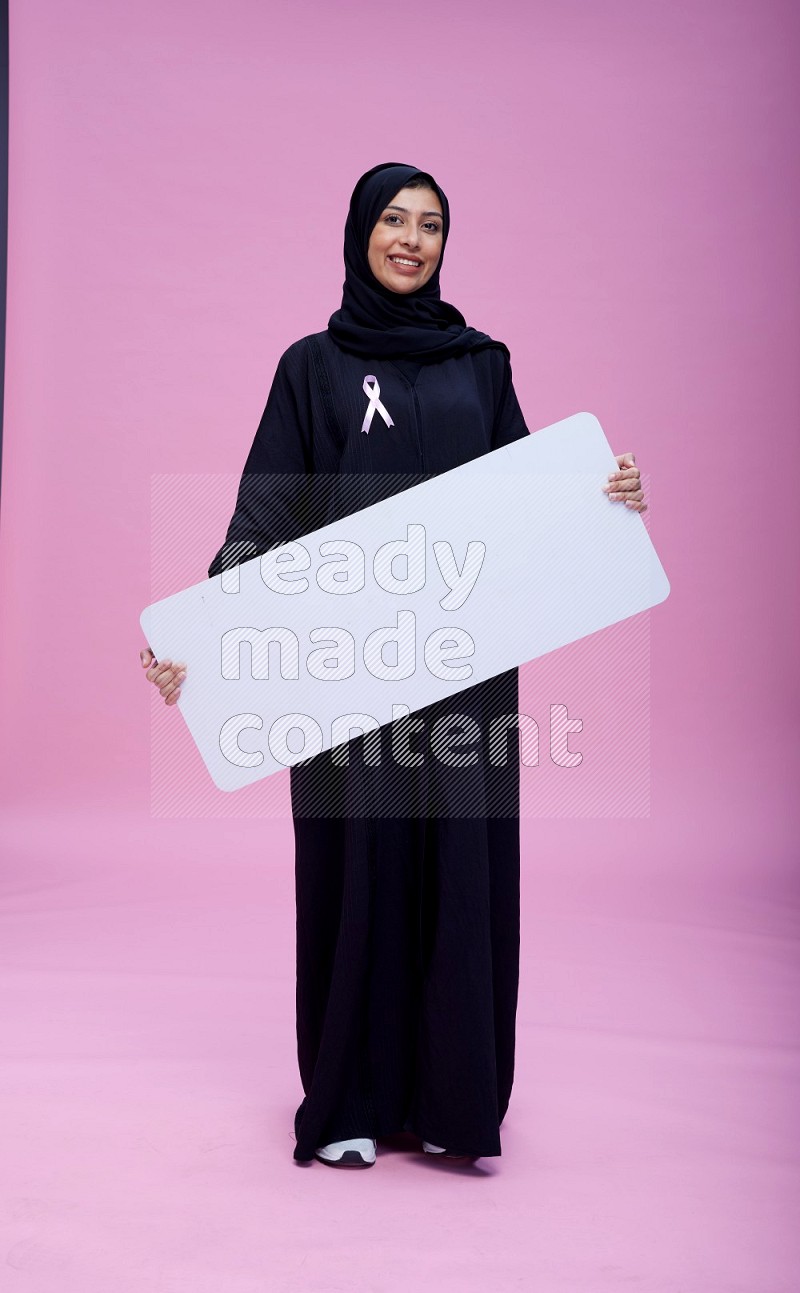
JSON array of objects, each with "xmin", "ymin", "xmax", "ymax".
[{"xmin": 390, "ymin": 256, "xmax": 421, "ymax": 267}]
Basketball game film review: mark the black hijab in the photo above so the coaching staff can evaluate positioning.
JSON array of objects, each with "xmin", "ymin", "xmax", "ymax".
[{"xmin": 327, "ymin": 161, "xmax": 509, "ymax": 364}]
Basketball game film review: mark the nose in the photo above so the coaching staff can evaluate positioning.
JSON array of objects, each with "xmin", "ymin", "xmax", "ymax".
[{"xmin": 400, "ymin": 222, "xmax": 421, "ymax": 249}]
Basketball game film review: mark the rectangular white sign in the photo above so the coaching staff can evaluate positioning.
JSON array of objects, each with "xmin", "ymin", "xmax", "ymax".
[{"xmin": 141, "ymin": 412, "xmax": 670, "ymax": 791}]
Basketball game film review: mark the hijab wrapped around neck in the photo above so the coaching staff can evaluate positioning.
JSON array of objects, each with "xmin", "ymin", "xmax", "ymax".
[{"xmin": 327, "ymin": 162, "xmax": 509, "ymax": 365}]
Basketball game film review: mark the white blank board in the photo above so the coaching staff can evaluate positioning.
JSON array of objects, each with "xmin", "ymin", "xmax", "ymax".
[{"xmin": 141, "ymin": 412, "xmax": 670, "ymax": 791}]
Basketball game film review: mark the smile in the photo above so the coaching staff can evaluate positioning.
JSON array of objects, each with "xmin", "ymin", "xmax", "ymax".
[{"xmin": 388, "ymin": 256, "xmax": 423, "ymax": 269}]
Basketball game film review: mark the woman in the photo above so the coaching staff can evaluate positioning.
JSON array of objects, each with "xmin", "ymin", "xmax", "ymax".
[{"xmin": 140, "ymin": 162, "xmax": 647, "ymax": 1170}]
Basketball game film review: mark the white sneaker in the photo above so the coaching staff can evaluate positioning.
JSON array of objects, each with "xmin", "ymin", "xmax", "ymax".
[
  {"xmin": 422, "ymin": 1140, "xmax": 447, "ymax": 1153},
  {"xmin": 314, "ymin": 1137, "xmax": 376, "ymax": 1168}
]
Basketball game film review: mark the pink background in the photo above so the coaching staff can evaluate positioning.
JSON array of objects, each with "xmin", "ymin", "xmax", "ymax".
[{"xmin": 1, "ymin": 1, "xmax": 798, "ymax": 1289}]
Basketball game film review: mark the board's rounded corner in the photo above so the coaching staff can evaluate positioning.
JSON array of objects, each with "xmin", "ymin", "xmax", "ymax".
[{"xmin": 206, "ymin": 766, "xmax": 242, "ymax": 793}]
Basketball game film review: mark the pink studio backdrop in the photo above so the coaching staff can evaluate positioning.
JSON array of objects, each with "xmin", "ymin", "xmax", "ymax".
[
  {"xmin": 1, "ymin": 0, "xmax": 798, "ymax": 841},
  {"xmin": 1, "ymin": 2, "xmax": 799, "ymax": 1291}
]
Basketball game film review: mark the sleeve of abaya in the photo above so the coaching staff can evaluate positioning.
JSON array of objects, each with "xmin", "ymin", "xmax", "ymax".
[
  {"xmin": 207, "ymin": 342, "xmax": 315, "ymax": 580},
  {"xmin": 490, "ymin": 352, "xmax": 531, "ymax": 450}
]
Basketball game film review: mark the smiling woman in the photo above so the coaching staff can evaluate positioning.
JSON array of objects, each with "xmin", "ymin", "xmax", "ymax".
[{"xmin": 139, "ymin": 150, "xmax": 649, "ymax": 1168}]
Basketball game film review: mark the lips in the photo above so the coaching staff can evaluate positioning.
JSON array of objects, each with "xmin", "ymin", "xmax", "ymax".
[{"xmin": 388, "ymin": 255, "xmax": 423, "ymax": 272}]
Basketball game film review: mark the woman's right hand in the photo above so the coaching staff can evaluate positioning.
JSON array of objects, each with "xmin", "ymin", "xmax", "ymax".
[{"xmin": 140, "ymin": 646, "xmax": 187, "ymax": 706}]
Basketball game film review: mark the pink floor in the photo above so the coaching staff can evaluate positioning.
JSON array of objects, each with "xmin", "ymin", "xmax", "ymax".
[{"xmin": 1, "ymin": 802, "xmax": 797, "ymax": 1292}]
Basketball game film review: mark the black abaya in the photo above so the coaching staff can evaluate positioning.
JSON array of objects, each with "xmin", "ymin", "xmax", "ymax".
[{"xmin": 207, "ymin": 330, "xmax": 531, "ymax": 1160}]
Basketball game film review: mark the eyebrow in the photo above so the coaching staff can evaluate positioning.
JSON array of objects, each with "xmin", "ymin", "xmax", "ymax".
[{"xmin": 384, "ymin": 204, "xmax": 444, "ymax": 219}]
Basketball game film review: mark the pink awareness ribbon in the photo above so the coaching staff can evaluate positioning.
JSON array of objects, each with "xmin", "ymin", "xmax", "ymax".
[{"xmin": 361, "ymin": 375, "xmax": 395, "ymax": 435}]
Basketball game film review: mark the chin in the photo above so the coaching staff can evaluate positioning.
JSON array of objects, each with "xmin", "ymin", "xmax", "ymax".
[{"xmin": 386, "ymin": 273, "xmax": 427, "ymax": 293}]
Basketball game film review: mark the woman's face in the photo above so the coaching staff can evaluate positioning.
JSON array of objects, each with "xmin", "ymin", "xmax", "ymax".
[{"xmin": 366, "ymin": 186, "xmax": 444, "ymax": 293}]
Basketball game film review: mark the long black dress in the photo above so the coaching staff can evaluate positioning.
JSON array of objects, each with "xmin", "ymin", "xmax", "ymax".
[{"xmin": 208, "ymin": 330, "xmax": 531, "ymax": 1160}]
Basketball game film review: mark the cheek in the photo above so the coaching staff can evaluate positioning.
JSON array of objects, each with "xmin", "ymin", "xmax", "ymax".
[
  {"xmin": 367, "ymin": 232, "xmax": 387, "ymax": 266},
  {"xmin": 367, "ymin": 240, "xmax": 391, "ymax": 285},
  {"xmin": 425, "ymin": 251, "xmax": 441, "ymax": 279}
]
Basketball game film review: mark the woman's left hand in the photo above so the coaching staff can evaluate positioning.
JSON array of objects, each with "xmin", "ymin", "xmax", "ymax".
[{"xmin": 601, "ymin": 452, "xmax": 647, "ymax": 512}]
